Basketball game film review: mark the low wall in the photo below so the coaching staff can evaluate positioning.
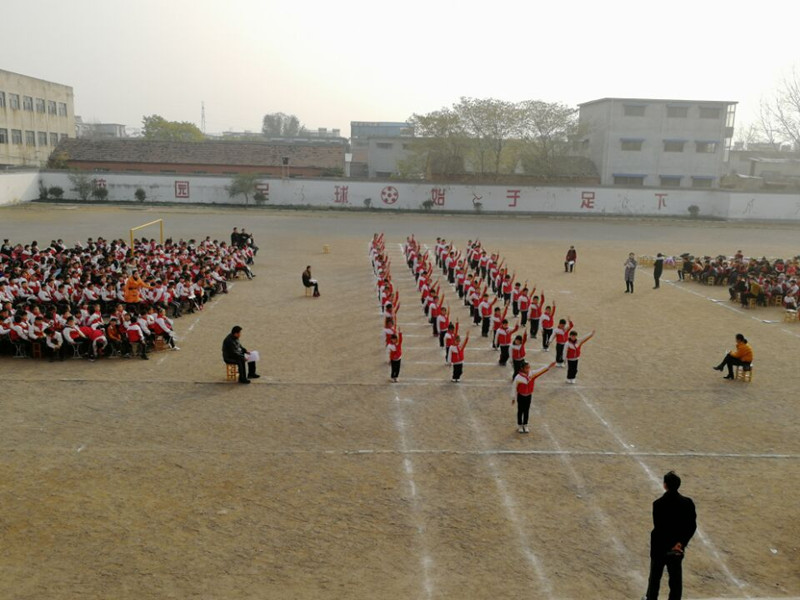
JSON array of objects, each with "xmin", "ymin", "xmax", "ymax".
[
  {"xmin": 3, "ymin": 170, "xmax": 800, "ymax": 221},
  {"xmin": 0, "ymin": 171, "xmax": 40, "ymax": 206}
]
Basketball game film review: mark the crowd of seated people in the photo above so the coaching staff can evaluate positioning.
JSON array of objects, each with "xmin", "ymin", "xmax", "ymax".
[
  {"xmin": 679, "ymin": 251, "xmax": 799, "ymax": 310},
  {"xmin": 0, "ymin": 235, "xmax": 255, "ymax": 360}
]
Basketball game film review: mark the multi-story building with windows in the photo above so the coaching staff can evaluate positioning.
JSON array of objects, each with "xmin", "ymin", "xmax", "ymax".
[
  {"xmin": 578, "ymin": 97, "xmax": 736, "ymax": 188},
  {"xmin": 0, "ymin": 69, "xmax": 75, "ymax": 168},
  {"xmin": 350, "ymin": 121, "xmax": 413, "ymax": 178}
]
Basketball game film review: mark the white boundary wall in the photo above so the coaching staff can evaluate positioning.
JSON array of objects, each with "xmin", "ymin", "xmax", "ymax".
[
  {"xmin": 2, "ymin": 170, "xmax": 800, "ymax": 221},
  {"xmin": 0, "ymin": 171, "xmax": 39, "ymax": 207}
]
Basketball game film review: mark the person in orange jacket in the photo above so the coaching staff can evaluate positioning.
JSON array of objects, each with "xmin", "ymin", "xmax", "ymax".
[
  {"xmin": 123, "ymin": 270, "xmax": 150, "ymax": 307},
  {"xmin": 713, "ymin": 333, "xmax": 753, "ymax": 379}
]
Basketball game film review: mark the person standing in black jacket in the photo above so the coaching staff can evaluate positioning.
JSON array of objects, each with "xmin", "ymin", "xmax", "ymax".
[
  {"xmin": 644, "ymin": 471, "xmax": 697, "ymax": 600},
  {"xmin": 222, "ymin": 325, "xmax": 259, "ymax": 384},
  {"xmin": 653, "ymin": 253, "xmax": 664, "ymax": 289}
]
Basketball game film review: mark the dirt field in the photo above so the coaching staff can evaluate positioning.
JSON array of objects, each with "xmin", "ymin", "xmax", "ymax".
[{"xmin": 1, "ymin": 203, "xmax": 799, "ymax": 599}]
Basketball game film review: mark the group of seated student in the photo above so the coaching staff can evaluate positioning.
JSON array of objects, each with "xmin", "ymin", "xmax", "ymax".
[
  {"xmin": 0, "ymin": 234, "xmax": 255, "ymax": 360},
  {"xmin": 678, "ymin": 251, "xmax": 799, "ymax": 310},
  {"xmin": 230, "ymin": 227, "xmax": 258, "ymax": 266}
]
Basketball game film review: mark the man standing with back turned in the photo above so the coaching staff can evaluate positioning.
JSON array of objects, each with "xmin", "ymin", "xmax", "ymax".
[{"xmin": 644, "ymin": 471, "xmax": 697, "ymax": 600}]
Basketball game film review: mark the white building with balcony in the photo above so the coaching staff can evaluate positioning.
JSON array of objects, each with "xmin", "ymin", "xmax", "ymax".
[{"xmin": 578, "ymin": 97, "xmax": 736, "ymax": 188}]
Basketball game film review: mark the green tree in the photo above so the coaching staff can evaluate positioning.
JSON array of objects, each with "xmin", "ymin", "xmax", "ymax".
[
  {"xmin": 454, "ymin": 97, "xmax": 521, "ymax": 178},
  {"xmin": 226, "ymin": 173, "xmax": 261, "ymax": 206},
  {"xmin": 517, "ymin": 100, "xmax": 580, "ymax": 177},
  {"xmin": 68, "ymin": 171, "xmax": 94, "ymax": 201},
  {"xmin": 399, "ymin": 108, "xmax": 469, "ymax": 178},
  {"xmin": 92, "ymin": 187, "xmax": 109, "ymax": 202},
  {"xmin": 134, "ymin": 188, "xmax": 147, "ymax": 203},
  {"xmin": 142, "ymin": 115, "xmax": 205, "ymax": 142},
  {"xmin": 262, "ymin": 112, "xmax": 303, "ymax": 137}
]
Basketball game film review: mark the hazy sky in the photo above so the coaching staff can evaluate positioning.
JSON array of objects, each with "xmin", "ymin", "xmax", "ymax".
[{"xmin": 3, "ymin": 0, "xmax": 798, "ymax": 137}]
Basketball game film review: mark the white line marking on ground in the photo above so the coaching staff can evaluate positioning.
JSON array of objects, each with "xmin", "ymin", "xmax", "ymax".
[
  {"xmin": 574, "ymin": 388, "xmax": 750, "ymax": 596},
  {"xmin": 393, "ymin": 393, "xmax": 434, "ymax": 600},
  {"xmin": 457, "ymin": 386, "xmax": 554, "ymax": 597}
]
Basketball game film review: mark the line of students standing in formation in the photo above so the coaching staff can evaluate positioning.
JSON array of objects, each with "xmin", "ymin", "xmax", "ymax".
[{"xmin": 371, "ymin": 234, "xmax": 595, "ymax": 433}]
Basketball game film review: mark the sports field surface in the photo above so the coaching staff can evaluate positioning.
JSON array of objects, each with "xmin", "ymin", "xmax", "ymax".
[{"xmin": 1, "ymin": 203, "xmax": 799, "ymax": 599}]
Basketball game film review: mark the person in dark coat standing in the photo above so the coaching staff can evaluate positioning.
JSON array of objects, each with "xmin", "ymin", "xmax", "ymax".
[
  {"xmin": 653, "ymin": 253, "xmax": 664, "ymax": 289},
  {"xmin": 644, "ymin": 471, "xmax": 697, "ymax": 600},
  {"xmin": 624, "ymin": 253, "xmax": 637, "ymax": 293},
  {"xmin": 222, "ymin": 325, "xmax": 259, "ymax": 384}
]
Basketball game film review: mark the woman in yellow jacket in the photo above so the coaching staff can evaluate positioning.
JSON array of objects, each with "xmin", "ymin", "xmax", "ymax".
[
  {"xmin": 713, "ymin": 333, "xmax": 753, "ymax": 379},
  {"xmin": 124, "ymin": 270, "xmax": 150, "ymax": 306}
]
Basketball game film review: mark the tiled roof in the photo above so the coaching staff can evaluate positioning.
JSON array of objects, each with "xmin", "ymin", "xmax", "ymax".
[{"xmin": 53, "ymin": 138, "xmax": 343, "ymax": 168}]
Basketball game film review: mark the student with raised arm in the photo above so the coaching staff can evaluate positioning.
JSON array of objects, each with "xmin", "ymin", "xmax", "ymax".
[
  {"xmin": 479, "ymin": 293, "xmax": 498, "ymax": 338},
  {"xmin": 529, "ymin": 290, "xmax": 544, "ymax": 339},
  {"xmin": 448, "ymin": 332, "xmax": 470, "ymax": 382},
  {"xmin": 510, "ymin": 332, "xmax": 528, "ymax": 379},
  {"xmin": 496, "ymin": 319, "xmax": 519, "ymax": 367},
  {"xmin": 511, "ymin": 360, "xmax": 556, "ymax": 433},
  {"xmin": 553, "ymin": 317, "xmax": 574, "ymax": 367},
  {"xmin": 565, "ymin": 329, "xmax": 595, "ymax": 384},
  {"xmin": 387, "ymin": 331, "xmax": 403, "ymax": 383}
]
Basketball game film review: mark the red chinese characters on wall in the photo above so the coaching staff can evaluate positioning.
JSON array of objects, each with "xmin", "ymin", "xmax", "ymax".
[
  {"xmin": 93, "ymin": 178, "xmax": 107, "ymax": 189},
  {"xmin": 506, "ymin": 189, "xmax": 521, "ymax": 207},
  {"xmin": 334, "ymin": 185, "xmax": 349, "ymax": 204},
  {"xmin": 580, "ymin": 191, "xmax": 595, "ymax": 209},
  {"xmin": 655, "ymin": 193, "xmax": 667, "ymax": 210},
  {"xmin": 174, "ymin": 181, "xmax": 190, "ymax": 198},
  {"xmin": 430, "ymin": 188, "xmax": 446, "ymax": 206}
]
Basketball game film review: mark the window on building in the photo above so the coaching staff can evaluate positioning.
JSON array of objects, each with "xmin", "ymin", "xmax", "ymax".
[
  {"xmin": 9, "ymin": 94, "xmax": 20, "ymax": 109},
  {"xmin": 35, "ymin": 98, "xmax": 45, "ymax": 113},
  {"xmin": 25, "ymin": 130, "xmax": 36, "ymax": 145},
  {"xmin": 699, "ymin": 106, "xmax": 721, "ymax": 119},
  {"xmin": 695, "ymin": 141, "xmax": 718, "ymax": 153},
  {"xmin": 47, "ymin": 100, "xmax": 57, "ymax": 115},
  {"xmin": 50, "ymin": 133, "xmax": 59, "ymax": 146},
  {"xmin": 23, "ymin": 96, "xmax": 33, "ymax": 111},
  {"xmin": 37, "ymin": 131, "xmax": 48, "ymax": 146},
  {"xmin": 0, "ymin": 92, "xmax": 5, "ymax": 108},
  {"xmin": 375, "ymin": 171, "xmax": 393, "ymax": 178},
  {"xmin": 59, "ymin": 133, "xmax": 68, "ymax": 141},
  {"xmin": 12, "ymin": 129, "xmax": 23, "ymax": 144},
  {"xmin": 613, "ymin": 175, "xmax": 646, "ymax": 186},
  {"xmin": 376, "ymin": 142, "xmax": 393, "ymax": 149},
  {"xmin": 663, "ymin": 140, "xmax": 685, "ymax": 152},
  {"xmin": 620, "ymin": 139, "xmax": 643, "ymax": 151},
  {"xmin": 623, "ymin": 104, "xmax": 646, "ymax": 117},
  {"xmin": 659, "ymin": 176, "xmax": 682, "ymax": 187},
  {"xmin": 58, "ymin": 102, "xmax": 68, "ymax": 116},
  {"xmin": 0, "ymin": 129, "xmax": 7, "ymax": 144},
  {"xmin": 667, "ymin": 106, "xmax": 689, "ymax": 118},
  {"xmin": 691, "ymin": 176, "xmax": 714, "ymax": 188}
]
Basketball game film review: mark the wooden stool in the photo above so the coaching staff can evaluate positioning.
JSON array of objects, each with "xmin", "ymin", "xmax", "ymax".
[
  {"xmin": 225, "ymin": 363, "xmax": 238, "ymax": 381},
  {"xmin": 747, "ymin": 298, "xmax": 757, "ymax": 309},
  {"xmin": 771, "ymin": 294, "xmax": 783, "ymax": 306},
  {"xmin": 304, "ymin": 287, "xmax": 312, "ymax": 297},
  {"xmin": 323, "ymin": 244, "xmax": 330, "ymax": 254},
  {"xmin": 784, "ymin": 310, "xmax": 798, "ymax": 322},
  {"xmin": 154, "ymin": 338, "xmax": 168, "ymax": 352},
  {"xmin": 31, "ymin": 343, "xmax": 42, "ymax": 359},
  {"xmin": 735, "ymin": 364, "xmax": 753, "ymax": 383},
  {"xmin": 706, "ymin": 277, "xmax": 715, "ymax": 286}
]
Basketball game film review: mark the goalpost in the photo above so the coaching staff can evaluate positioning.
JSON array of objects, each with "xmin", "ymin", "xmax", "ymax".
[{"xmin": 130, "ymin": 219, "xmax": 164, "ymax": 250}]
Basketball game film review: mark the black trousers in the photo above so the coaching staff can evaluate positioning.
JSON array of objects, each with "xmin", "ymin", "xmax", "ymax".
[
  {"xmin": 512, "ymin": 301, "xmax": 519, "ymax": 316},
  {"xmin": 530, "ymin": 318, "xmax": 539, "ymax": 338},
  {"xmin": 645, "ymin": 553, "xmax": 683, "ymax": 600},
  {"xmin": 481, "ymin": 317, "xmax": 491, "ymax": 337},
  {"xmin": 512, "ymin": 359, "xmax": 524, "ymax": 379},
  {"xmin": 390, "ymin": 359, "xmax": 401, "ymax": 379},
  {"xmin": 565, "ymin": 261, "xmax": 574, "ymax": 272},
  {"xmin": 567, "ymin": 359, "xmax": 579, "ymax": 380},
  {"xmin": 452, "ymin": 363, "xmax": 463, "ymax": 381},
  {"xmin": 499, "ymin": 345, "xmax": 510, "ymax": 365},
  {"xmin": 438, "ymin": 331, "xmax": 446, "ymax": 347},
  {"xmin": 473, "ymin": 308, "xmax": 481, "ymax": 325},
  {"xmin": 555, "ymin": 342, "xmax": 565, "ymax": 364},
  {"xmin": 520, "ymin": 310, "xmax": 528, "ymax": 326},
  {"xmin": 626, "ymin": 280, "xmax": 635, "ymax": 293},
  {"xmin": 542, "ymin": 328, "xmax": 553, "ymax": 349},
  {"xmin": 717, "ymin": 353, "xmax": 748, "ymax": 377},
  {"xmin": 516, "ymin": 394, "xmax": 532, "ymax": 425}
]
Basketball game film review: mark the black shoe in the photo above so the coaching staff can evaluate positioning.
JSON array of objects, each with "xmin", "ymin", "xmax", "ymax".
[
  {"xmin": 249, "ymin": 374, "xmax": 261, "ymax": 379},
  {"xmin": 239, "ymin": 379, "xmax": 251, "ymax": 384},
  {"xmin": 142, "ymin": 355, "xmax": 149, "ymax": 360},
  {"xmin": 713, "ymin": 366, "xmax": 723, "ymax": 371},
  {"xmin": 723, "ymin": 375, "xmax": 734, "ymax": 380}
]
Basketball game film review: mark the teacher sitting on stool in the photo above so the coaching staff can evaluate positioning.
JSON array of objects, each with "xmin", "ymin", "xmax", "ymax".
[
  {"xmin": 712, "ymin": 333, "xmax": 753, "ymax": 380},
  {"xmin": 302, "ymin": 265, "xmax": 320, "ymax": 297},
  {"xmin": 222, "ymin": 325, "xmax": 260, "ymax": 384}
]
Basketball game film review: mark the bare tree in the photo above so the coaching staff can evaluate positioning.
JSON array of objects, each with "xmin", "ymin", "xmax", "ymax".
[
  {"xmin": 760, "ymin": 67, "xmax": 800, "ymax": 150},
  {"xmin": 517, "ymin": 100, "xmax": 579, "ymax": 176}
]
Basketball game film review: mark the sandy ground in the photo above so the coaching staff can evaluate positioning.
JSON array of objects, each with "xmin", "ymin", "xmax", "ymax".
[{"xmin": 0, "ymin": 203, "xmax": 799, "ymax": 599}]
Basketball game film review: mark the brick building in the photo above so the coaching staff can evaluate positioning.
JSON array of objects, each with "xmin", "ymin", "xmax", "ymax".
[{"xmin": 51, "ymin": 138, "xmax": 345, "ymax": 177}]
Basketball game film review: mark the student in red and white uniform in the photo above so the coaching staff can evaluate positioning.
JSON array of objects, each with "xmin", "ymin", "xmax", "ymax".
[
  {"xmin": 383, "ymin": 317, "xmax": 397, "ymax": 347},
  {"xmin": 479, "ymin": 293, "xmax": 498, "ymax": 338},
  {"xmin": 510, "ymin": 332, "xmax": 528, "ymax": 379},
  {"xmin": 447, "ymin": 332, "xmax": 470, "ymax": 382},
  {"xmin": 124, "ymin": 314, "xmax": 149, "ymax": 360},
  {"xmin": 387, "ymin": 331, "xmax": 403, "ymax": 383},
  {"xmin": 45, "ymin": 327, "xmax": 65, "ymax": 361},
  {"xmin": 79, "ymin": 323, "xmax": 107, "ymax": 360},
  {"xmin": 518, "ymin": 286, "xmax": 532, "ymax": 326},
  {"xmin": 62, "ymin": 316, "xmax": 89, "ymax": 357},
  {"xmin": 501, "ymin": 271, "xmax": 515, "ymax": 304},
  {"xmin": 553, "ymin": 317, "xmax": 574, "ymax": 367},
  {"xmin": 495, "ymin": 319, "xmax": 520, "ymax": 366},
  {"xmin": 511, "ymin": 360, "xmax": 556, "ymax": 433},
  {"xmin": 511, "ymin": 281, "xmax": 522, "ymax": 316},
  {"xmin": 565, "ymin": 329, "xmax": 595, "ymax": 384},
  {"xmin": 490, "ymin": 305, "xmax": 508, "ymax": 349},
  {"xmin": 443, "ymin": 322, "xmax": 458, "ymax": 363},
  {"xmin": 152, "ymin": 307, "xmax": 180, "ymax": 350},
  {"xmin": 529, "ymin": 291, "xmax": 544, "ymax": 338},
  {"xmin": 539, "ymin": 301, "xmax": 556, "ymax": 351},
  {"xmin": 436, "ymin": 306, "xmax": 450, "ymax": 347}
]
